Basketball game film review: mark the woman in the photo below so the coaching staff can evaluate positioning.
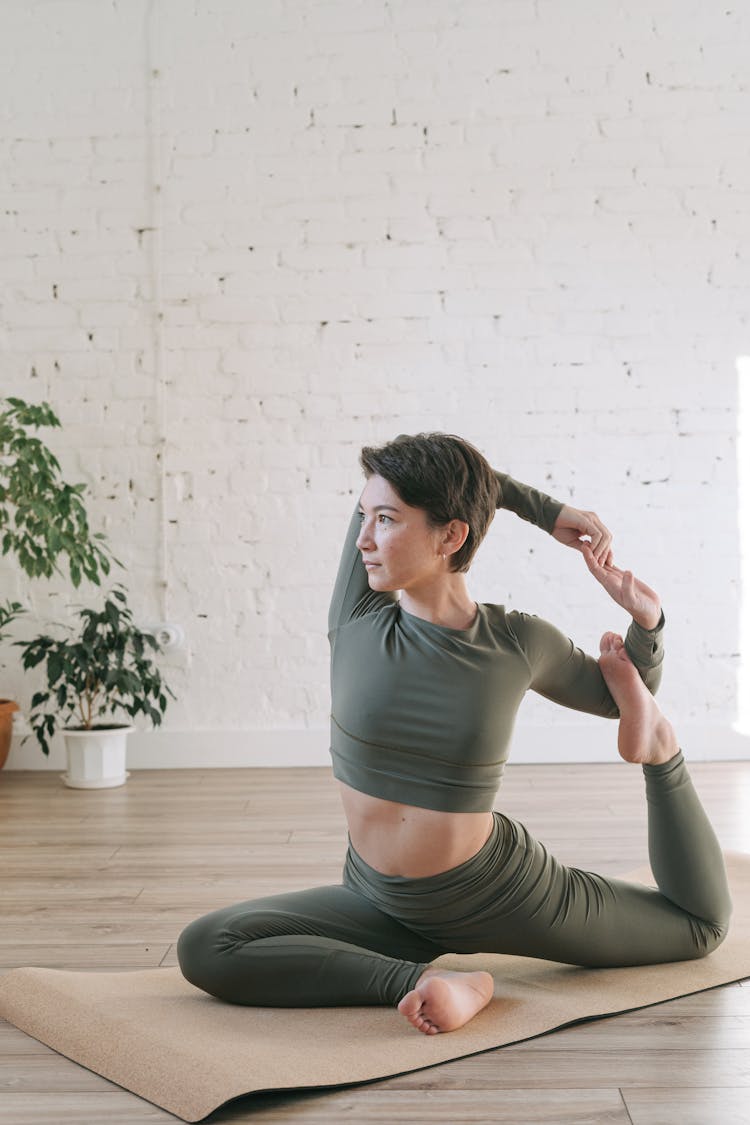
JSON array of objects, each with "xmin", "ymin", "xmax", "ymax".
[{"xmin": 178, "ymin": 432, "xmax": 731, "ymax": 1035}]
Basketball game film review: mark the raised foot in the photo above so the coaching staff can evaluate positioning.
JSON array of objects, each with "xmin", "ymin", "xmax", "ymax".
[
  {"xmin": 598, "ymin": 632, "xmax": 678, "ymax": 766},
  {"xmin": 397, "ymin": 968, "xmax": 494, "ymax": 1035}
]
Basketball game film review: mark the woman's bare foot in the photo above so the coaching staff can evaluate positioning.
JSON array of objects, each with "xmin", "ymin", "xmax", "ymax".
[
  {"xmin": 397, "ymin": 968, "xmax": 494, "ymax": 1035},
  {"xmin": 598, "ymin": 632, "xmax": 679, "ymax": 766}
]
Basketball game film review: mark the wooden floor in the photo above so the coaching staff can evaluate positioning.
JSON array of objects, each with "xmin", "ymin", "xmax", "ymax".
[{"xmin": 1, "ymin": 760, "xmax": 749, "ymax": 1125}]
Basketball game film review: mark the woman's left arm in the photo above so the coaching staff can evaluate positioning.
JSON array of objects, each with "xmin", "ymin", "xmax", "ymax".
[
  {"xmin": 579, "ymin": 545, "xmax": 662, "ymax": 631},
  {"xmin": 576, "ymin": 545, "xmax": 666, "ymax": 698},
  {"xmin": 517, "ymin": 607, "xmax": 664, "ymax": 718}
]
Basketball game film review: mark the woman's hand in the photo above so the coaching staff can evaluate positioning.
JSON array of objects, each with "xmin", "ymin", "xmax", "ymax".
[
  {"xmin": 581, "ymin": 544, "xmax": 662, "ymax": 630},
  {"xmin": 551, "ymin": 505, "xmax": 613, "ymax": 565}
]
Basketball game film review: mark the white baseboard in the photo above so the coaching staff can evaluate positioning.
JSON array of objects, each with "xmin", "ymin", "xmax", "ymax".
[{"xmin": 4, "ymin": 723, "xmax": 749, "ymax": 771}]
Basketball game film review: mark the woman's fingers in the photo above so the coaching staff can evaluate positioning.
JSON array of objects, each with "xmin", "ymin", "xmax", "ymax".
[
  {"xmin": 583, "ymin": 514, "xmax": 613, "ymax": 564},
  {"xmin": 583, "ymin": 545, "xmax": 618, "ymax": 578},
  {"xmin": 553, "ymin": 506, "xmax": 613, "ymax": 563}
]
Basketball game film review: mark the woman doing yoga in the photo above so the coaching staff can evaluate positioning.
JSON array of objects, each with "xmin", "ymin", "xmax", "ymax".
[{"xmin": 177, "ymin": 432, "xmax": 731, "ymax": 1034}]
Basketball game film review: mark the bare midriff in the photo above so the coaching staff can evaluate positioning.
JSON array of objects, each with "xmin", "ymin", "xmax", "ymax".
[{"xmin": 339, "ymin": 781, "xmax": 495, "ymax": 878}]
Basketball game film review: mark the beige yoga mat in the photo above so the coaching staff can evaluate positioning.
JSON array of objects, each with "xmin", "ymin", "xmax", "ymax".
[{"xmin": 1, "ymin": 852, "xmax": 749, "ymax": 1123}]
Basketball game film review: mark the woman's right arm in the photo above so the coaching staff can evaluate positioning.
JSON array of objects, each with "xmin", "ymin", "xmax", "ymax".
[
  {"xmin": 328, "ymin": 472, "xmax": 569, "ymax": 633},
  {"xmin": 494, "ymin": 471, "xmax": 564, "ymax": 534},
  {"xmin": 328, "ymin": 468, "xmax": 609, "ymax": 634},
  {"xmin": 327, "ymin": 504, "xmax": 397, "ymax": 634},
  {"xmin": 496, "ymin": 472, "xmax": 613, "ymax": 565}
]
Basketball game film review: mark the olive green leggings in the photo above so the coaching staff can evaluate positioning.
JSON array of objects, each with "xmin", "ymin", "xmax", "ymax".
[{"xmin": 177, "ymin": 753, "xmax": 731, "ymax": 1007}]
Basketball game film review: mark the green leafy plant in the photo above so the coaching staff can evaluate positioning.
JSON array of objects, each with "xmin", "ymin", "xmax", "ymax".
[
  {"xmin": 0, "ymin": 397, "xmax": 120, "ymax": 635},
  {"xmin": 14, "ymin": 583, "xmax": 176, "ymax": 756},
  {"xmin": 0, "ymin": 600, "xmax": 26, "ymax": 647}
]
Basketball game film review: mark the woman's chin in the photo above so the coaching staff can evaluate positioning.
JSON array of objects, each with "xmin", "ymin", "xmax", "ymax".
[{"xmin": 367, "ymin": 568, "xmax": 392, "ymax": 590}]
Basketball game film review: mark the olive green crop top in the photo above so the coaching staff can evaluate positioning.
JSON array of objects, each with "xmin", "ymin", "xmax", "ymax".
[{"xmin": 327, "ymin": 471, "xmax": 665, "ymax": 813}]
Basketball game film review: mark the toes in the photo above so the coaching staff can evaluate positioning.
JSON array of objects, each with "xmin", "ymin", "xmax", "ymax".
[
  {"xmin": 599, "ymin": 631, "xmax": 624, "ymax": 654},
  {"xmin": 599, "ymin": 631, "xmax": 615, "ymax": 653},
  {"xmin": 398, "ymin": 990, "xmax": 434, "ymax": 1033},
  {"xmin": 397, "ymin": 990, "xmax": 420, "ymax": 1018},
  {"xmin": 398, "ymin": 991, "xmax": 442, "ymax": 1035},
  {"xmin": 413, "ymin": 1011, "xmax": 439, "ymax": 1034}
]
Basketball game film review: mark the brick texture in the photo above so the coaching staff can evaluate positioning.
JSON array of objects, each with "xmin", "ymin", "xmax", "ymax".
[{"xmin": 1, "ymin": 0, "xmax": 747, "ymax": 765}]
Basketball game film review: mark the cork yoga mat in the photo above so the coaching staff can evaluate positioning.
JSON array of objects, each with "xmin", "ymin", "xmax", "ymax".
[{"xmin": 1, "ymin": 852, "xmax": 749, "ymax": 1123}]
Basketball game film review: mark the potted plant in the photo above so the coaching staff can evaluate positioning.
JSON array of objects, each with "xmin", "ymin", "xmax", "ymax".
[
  {"xmin": 0, "ymin": 395, "xmax": 120, "ymax": 770},
  {"xmin": 14, "ymin": 583, "xmax": 176, "ymax": 788}
]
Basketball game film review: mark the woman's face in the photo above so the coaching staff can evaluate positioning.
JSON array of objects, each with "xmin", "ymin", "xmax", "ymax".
[{"xmin": 356, "ymin": 474, "xmax": 446, "ymax": 593}]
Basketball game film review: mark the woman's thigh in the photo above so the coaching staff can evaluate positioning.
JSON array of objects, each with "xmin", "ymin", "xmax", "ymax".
[
  {"xmin": 345, "ymin": 814, "xmax": 725, "ymax": 968},
  {"xmin": 185, "ymin": 884, "xmax": 442, "ymax": 955},
  {"xmin": 428, "ymin": 822, "xmax": 726, "ymax": 966},
  {"xmin": 457, "ymin": 856, "xmax": 722, "ymax": 966},
  {"xmin": 177, "ymin": 883, "xmax": 443, "ymax": 1005}
]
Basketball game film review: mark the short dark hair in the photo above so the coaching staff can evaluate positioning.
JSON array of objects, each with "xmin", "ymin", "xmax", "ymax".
[{"xmin": 359, "ymin": 432, "xmax": 498, "ymax": 572}]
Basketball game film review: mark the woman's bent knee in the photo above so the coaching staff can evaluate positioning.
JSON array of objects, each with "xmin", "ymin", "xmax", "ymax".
[
  {"xmin": 689, "ymin": 911, "xmax": 731, "ymax": 959},
  {"xmin": 176, "ymin": 918, "xmax": 205, "ymax": 983},
  {"xmin": 177, "ymin": 907, "xmax": 286, "ymax": 1003},
  {"xmin": 177, "ymin": 914, "xmax": 226, "ymax": 996}
]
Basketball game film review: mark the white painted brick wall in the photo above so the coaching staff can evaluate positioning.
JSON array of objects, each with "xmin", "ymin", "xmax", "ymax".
[{"xmin": 1, "ymin": 0, "xmax": 748, "ymax": 768}]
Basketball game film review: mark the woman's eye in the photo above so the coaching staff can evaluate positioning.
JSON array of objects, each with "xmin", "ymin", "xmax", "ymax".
[{"xmin": 378, "ymin": 514, "xmax": 392, "ymax": 524}]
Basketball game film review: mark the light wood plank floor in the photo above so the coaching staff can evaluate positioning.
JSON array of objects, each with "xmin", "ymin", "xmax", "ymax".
[{"xmin": 1, "ymin": 760, "xmax": 749, "ymax": 1125}]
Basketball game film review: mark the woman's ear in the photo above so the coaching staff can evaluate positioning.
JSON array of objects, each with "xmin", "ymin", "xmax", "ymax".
[{"xmin": 443, "ymin": 519, "xmax": 470, "ymax": 557}]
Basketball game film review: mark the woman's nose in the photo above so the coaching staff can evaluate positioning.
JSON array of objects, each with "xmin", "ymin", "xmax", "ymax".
[{"xmin": 356, "ymin": 520, "xmax": 372, "ymax": 550}]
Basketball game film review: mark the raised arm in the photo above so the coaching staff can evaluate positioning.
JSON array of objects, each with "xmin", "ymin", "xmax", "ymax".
[
  {"xmin": 494, "ymin": 471, "xmax": 563, "ymax": 533},
  {"xmin": 328, "ymin": 503, "xmax": 397, "ymax": 634},
  {"xmin": 329, "ymin": 470, "xmax": 572, "ymax": 635},
  {"xmin": 495, "ymin": 473, "xmax": 613, "ymax": 565}
]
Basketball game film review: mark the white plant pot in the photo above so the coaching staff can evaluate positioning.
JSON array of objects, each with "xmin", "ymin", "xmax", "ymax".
[{"xmin": 61, "ymin": 725, "xmax": 135, "ymax": 789}]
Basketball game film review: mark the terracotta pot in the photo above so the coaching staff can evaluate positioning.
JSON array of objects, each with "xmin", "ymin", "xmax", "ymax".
[{"xmin": 0, "ymin": 699, "xmax": 20, "ymax": 770}]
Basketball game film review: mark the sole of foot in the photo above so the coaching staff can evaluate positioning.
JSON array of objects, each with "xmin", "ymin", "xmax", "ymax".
[
  {"xmin": 598, "ymin": 632, "xmax": 678, "ymax": 766},
  {"xmin": 397, "ymin": 968, "xmax": 494, "ymax": 1035}
]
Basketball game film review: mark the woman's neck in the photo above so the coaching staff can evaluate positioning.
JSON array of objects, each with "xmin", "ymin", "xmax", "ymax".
[{"xmin": 400, "ymin": 576, "xmax": 477, "ymax": 630}]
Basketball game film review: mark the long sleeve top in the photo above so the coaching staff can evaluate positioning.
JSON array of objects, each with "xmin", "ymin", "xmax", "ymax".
[{"xmin": 328, "ymin": 472, "xmax": 664, "ymax": 813}]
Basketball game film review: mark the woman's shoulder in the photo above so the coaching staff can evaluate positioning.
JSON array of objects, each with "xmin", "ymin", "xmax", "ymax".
[
  {"xmin": 481, "ymin": 602, "xmax": 533, "ymax": 641},
  {"xmin": 482, "ymin": 602, "xmax": 530, "ymax": 629},
  {"xmin": 482, "ymin": 603, "xmax": 561, "ymax": 648}
]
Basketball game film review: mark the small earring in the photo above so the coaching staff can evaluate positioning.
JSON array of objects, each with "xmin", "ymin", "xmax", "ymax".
[{"xmin": 442, "ymin": 554, "xmax": 446, "ymax": 561}]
